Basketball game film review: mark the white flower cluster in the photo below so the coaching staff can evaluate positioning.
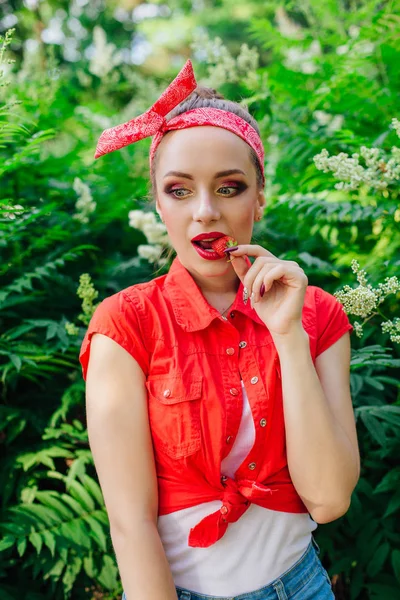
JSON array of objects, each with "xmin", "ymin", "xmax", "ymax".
[
  {"xmin": 72, "ymin": 177, "xmax": 96, "ymax": 224},
  {"xmin": 190, "ymin": 30, "xmax": 259, "ymax": 89},
  {"xmin": 391, "ymin": 118, "xmax": 400, "ymax": 137},
  {"xmin": 381, "ymin": 318, "xmax": 400, "ymax": 344},
  {"xmin": 128, "ymin": 209, "xmax": 170, "ymax": 266},
  {"xmin": 65, "ymin": 321, "xmax": 79, "ymax": 336},
  {"xmin": 76, "ymin": 272, "xmax": 100, "ymax": 326},
  {"xmin": 74, "ymin": 105, "xmax": 112, "ymax": 130},
  {"xmin": 0, "ymin": 28, "xmax": 16, "ymax": 89},
  {"xmin": 283, "ymin": 40, "xmax": 321, "ymax": 75},
  {"xmin": 334, "ymin": 260, "xmax": 400, "ymax": 343},
  {"xmin": 89, "ymin": 26, "xmax": 122, "ymax": 78},
  {"xmin": 1, "ymin": 203, "xmax": 24, "ymax": 220},
  {"xmin": 275, "ymin": 7, "xmax": 304, "ymax": 40},
  {"xmin": 313, "ymin": 140, "xmax": 400, "ymax": 192},
  {"xmin": 313, "ymin": 111, "xmax": 344, "ymax": 133}
]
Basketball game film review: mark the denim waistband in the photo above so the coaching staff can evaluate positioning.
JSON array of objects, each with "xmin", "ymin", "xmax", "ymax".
[{"xmin": 122, "ymin": 536, "xmax": 333, "ymax": 600}]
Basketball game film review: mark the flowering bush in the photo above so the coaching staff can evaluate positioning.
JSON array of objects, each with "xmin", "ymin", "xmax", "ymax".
[
  {"xmin": 1, "ymin": 0, "xmax": 400, "ymax": 598},
  {"xmin": 334, "ymin": 261, "xmax": 400, "ymax": 342}
]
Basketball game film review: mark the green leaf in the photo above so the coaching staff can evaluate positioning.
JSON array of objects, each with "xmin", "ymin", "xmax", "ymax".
[
  {"xmin": 383, "ymin": 490, "xmax": 400, "ymax": 518},
  {"xmin": 97, "ymin": 554, "xmax": 118, "ymax": 590},
  {"xmin": 40, "ymin": 529, "xmax": 56, "ymax": 558},
  {"xmin": 16, "ymin": 536, "xmax": 27, "ymax": 557},
  {"xmin": 65, "ymin": 478, "xmax": 96, "ymax": 512},
  {"xmin": 29, "ymin": 531, "xmax": 43, "ymax": 554},
  {"xmin": 360, "ymin": 412, "xmax": 387, "ymax": 446},
  {"xmin": 85, "ymin": 515, "xmax": 108, "ymax": 552},
  {"xmin": 374, "ymin": 468, "xmax": 400, "ymax": 494},
  {"xmin": 35, "ymin": 491, "xmax": 75, "ymax": 520},
  {"xmin": 81, "ymin": 474, "xmax": 104, "ymax": 506},
  {"xmin": 368, "ymin": 542, "xmax": 390, "ymax": 577},
  {"xmin": 62, "ymin": 555, "xmax": 82, "ymax": 594},
  {"xmin": 59, "ymin": 519, "xmax": 92, "ymax": 549},
  {"xmin": 391, "ymin": 549, "xmax": 400, "ymax": 583},
  {"xmin": 0, "ymin": 535, "xmax": 15, "ymax": 551},
  {"xmin": 83, "ymin": 553, "xmax": 99, "ymax": 578}
]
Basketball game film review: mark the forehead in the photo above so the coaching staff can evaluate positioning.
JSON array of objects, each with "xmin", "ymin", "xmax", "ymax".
[{"xmin": 155, "ymin": 126, "xmax": 253, "ymax": 174}]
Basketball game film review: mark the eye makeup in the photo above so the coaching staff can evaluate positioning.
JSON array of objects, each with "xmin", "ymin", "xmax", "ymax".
[{"xmin": 163, "ymin": 181, "xmax": 248, "ymax": 196}]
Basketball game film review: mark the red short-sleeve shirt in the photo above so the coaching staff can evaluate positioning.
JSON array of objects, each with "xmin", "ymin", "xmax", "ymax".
[
  {"xmin": 79, "ymin": 256, "xmax": 353, "ymax": 548},
  {"xmin": 80, "ymin": 291, "xmax": 149, "ymax": 379}
]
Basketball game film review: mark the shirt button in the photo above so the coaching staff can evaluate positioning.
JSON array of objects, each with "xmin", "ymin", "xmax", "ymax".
[
  {"xmin": 251, "ymin": 376, "xmax": 258, "ymax": 384},
  {"xmin": 226, "ymin": 435, "xmax": 234, "ymax": 444},
  {"xmin": 163, "ymin": 389, "xmax": 171, "ymax": 398},
  {"xmin": 260, "ymin": 418, "xmax": 267, "ymax": 427},
  {"xmin": 230, "ymin": 388, "xmax": 239, "ymax": 396},
  {"xmin": 239, "ymin": 341, "xmax": 247, "ymax": 348},
  {"xmin": 230, "ymin": 311, "xmax": 235, "ymax": 318},
  {"xmin": 226, "ymin": 347, "xmax": 235, "ymax": 355},
  {"xmin": 248, "ymin": 462, "xmax": 256, "ymax": 470},
  {"xmin": 221, "ymin": 315, "xmax": 228, "ymax": 321},
  {"xmin": 221, "ymin": 475, "xmax": 228, "ymax": 483},
  {"xmin": 220, "ymin": 505, "xmax": 229, "ymax": 515}
]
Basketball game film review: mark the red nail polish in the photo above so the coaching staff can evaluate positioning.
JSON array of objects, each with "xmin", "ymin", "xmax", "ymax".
[
  {"xmin": 223, "ymin": 246, "xmax": 238, "ymax": 253},
  {"xmin": 260, "ymin": 283, "xmax": 265, "ymax": 297}
]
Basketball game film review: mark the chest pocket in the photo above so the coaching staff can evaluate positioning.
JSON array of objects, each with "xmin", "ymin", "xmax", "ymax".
[{"xmin": 145, "ymin": 375, "xmax": 203, "ymax": 459}]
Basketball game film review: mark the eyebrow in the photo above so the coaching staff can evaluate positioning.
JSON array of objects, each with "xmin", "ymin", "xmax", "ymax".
[{"xmin": 163, "ymin": 169, "xmax": 247, "ymax": 180}]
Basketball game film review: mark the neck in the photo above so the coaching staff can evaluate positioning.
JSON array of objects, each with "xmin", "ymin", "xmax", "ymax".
[{"xmin": 189, "ymin": 269, "xmax": 240, "ymax": 314}]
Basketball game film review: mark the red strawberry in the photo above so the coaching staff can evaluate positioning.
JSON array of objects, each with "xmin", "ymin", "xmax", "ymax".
[{"xmin": 211, "ymin": 235, "xmax": 238, "ymax": 262}]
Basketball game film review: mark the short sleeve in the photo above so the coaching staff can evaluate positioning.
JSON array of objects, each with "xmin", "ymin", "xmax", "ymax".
[
  {"xmin": 316, "ymin": 287, "xmax": 354, "ymax": 356},
  {"xmin": 79, "ymin": 291, "xmax": 149, "ymax": 381}
]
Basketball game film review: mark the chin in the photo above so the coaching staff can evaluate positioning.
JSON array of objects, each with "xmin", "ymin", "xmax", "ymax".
[
  {"xmin": 180, "ymin": 252, "xmax": 231, "ymax": 273},
  {"xmin": 195, "ymin": 259, "xmax": 232, "ymax": 274}
]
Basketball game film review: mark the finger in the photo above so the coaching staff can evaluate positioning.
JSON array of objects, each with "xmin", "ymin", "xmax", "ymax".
[
  {"xmin": 252, "ymin": 269, "xmax": 268, "ymax": 304},
  {"xmin": 226, "ymin": 244, "xmax": 276, "ymax": 259},
  {"xmin": 261, "ymin": 264, "xmax": 292, "ymax": 294},
  {"xmin": 228, "ymin": 253, "xmax": 252, "ymax": 282},
  {"xmin": 243, "ymin": 259, "xmax": 281, "ymax": 300}
]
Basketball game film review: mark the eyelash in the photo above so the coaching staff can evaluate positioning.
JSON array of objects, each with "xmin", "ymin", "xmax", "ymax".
[{"xmin": 165, "ymin": 184, "xmax": 246, "ymax": 199}]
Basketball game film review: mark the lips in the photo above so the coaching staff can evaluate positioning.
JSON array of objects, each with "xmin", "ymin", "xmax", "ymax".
[{"xmin": 191, "ymin": 232, "xmax": 226, "ymax": 242}]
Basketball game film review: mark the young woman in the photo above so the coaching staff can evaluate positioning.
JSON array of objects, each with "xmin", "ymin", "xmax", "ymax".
[{"xmin": 80, "ymin": 60, "xmax": 360, "ymax": 600}]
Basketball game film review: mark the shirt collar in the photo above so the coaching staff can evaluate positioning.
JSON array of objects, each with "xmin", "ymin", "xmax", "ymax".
[{"xmin": 165, "ymin": 255, "xmax": 266, "ymax": 332}]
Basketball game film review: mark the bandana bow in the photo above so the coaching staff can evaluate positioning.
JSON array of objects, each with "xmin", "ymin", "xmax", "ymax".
[{"xmin": 94, "ymin": 60, "xmax": 197, "ymax": 159}]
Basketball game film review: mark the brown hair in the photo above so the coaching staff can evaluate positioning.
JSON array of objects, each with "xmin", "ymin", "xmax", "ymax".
[{"xmin": 147, "ymin": 86, "xmax": 264, "ymax": 203}]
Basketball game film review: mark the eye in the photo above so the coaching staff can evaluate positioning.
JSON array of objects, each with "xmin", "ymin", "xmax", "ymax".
[
  {"xmin": 218, "ymin": 185, "xmax": 240, "ymax": 195},
  {"xmin": 165, "ymin": 183, "xmax": 245, "ymax": 199},
  {"xmin": 166, "ymin": 187, "xmax": 190, "ymax": 198}
]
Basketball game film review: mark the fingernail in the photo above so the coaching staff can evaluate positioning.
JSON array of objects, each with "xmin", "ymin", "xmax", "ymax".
[
  {"xmin": 223, "ymin": 246, "xmax": 238, "ymax": 253},
  {"xmin": 243, "ymin": 287, "xmax": 249, "ymax": 304},
  {"xmin": 260, "ymin": 283, "xmax": 265, "ymax": 297}
]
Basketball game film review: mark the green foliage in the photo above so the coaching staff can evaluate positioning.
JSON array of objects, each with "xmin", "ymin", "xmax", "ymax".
[{"xmin": 0, "ymin": 0, "xmax": 399, "ymax": 598}]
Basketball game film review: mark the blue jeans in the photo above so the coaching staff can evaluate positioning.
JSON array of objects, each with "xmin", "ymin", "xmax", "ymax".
[{"xmin": 122, "ymin": 536, "xmax": 334, "ymax": 599}]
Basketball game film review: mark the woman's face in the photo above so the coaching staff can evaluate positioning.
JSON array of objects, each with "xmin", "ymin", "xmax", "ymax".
[{"xmin": 154, "ymin": 126, "xmax": 265, "ymax": 284}]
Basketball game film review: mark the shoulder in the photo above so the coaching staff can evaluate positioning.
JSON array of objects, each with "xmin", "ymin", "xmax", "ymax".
[
  {"xmin": 304, "ymin": 284, "xmax": 345, "ymax": 312},
  {"xmin": 119, "ymin": 272, "xmax": 168, "ymax": 307},
  {"xmin": 301, "ymin": 285, "xmax": 353, "ymax": 358},
  {"xmin": 97, "ymin": 272, "xmax": 169, "ymax": 315}
]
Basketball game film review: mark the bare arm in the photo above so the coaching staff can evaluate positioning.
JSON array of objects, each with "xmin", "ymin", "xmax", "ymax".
[
  {"xmin": 86, "ymin": 333, "xmax": 178, "ymax": 599},
  {"xmin": 273, "ymin": 325, "xmax": 360, "ymax": 523}
]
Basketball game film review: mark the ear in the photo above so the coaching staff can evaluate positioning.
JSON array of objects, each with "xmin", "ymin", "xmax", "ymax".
[
  {"xmin": 155, "ymin": 199, "xmax": 163, "ymax": 221},
  {"xmin": 257, "ymin": 189, "xmax": 266, "ymax": 211}
]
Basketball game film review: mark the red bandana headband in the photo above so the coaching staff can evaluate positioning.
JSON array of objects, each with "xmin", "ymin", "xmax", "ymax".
[{"xmin": 94, "ymin": 59, "xmax": 265, "ymax": 185}]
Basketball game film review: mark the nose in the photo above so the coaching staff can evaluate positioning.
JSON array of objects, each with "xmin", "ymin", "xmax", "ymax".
[{"xmin": 193, "ymin": 191, "xmax": 221, "ymax": 223}]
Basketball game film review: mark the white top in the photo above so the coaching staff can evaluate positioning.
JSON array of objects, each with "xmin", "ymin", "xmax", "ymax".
[{"xmin": 157, "ymin": 380, "xmax": 317, "ymax": 597}]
